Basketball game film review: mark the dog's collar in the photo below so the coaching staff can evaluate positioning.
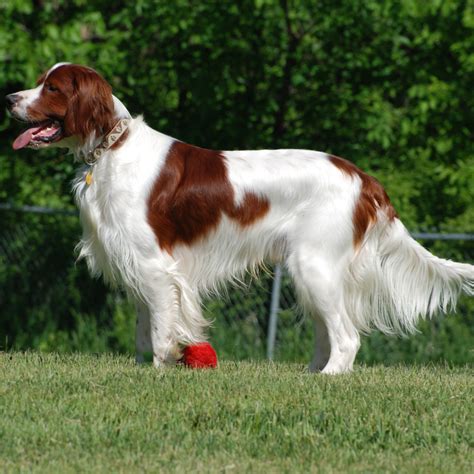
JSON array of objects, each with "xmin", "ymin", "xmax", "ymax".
[{"xmin": 84, "ymin": 118, "xmax": 130, "ymax": 165}]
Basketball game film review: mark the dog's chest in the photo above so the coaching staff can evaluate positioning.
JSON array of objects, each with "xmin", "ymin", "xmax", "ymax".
[
  {"xmin": 73, "ymin": 164, "xmax": 152, "ymax": 286},
  {"xmin": 72, "ymin": 132, "xmax": 176, "ymax": 286}
]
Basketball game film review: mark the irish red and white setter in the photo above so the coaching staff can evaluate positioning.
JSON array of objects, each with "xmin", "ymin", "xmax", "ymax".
[{"xmin": 6, "ymin": 63, "xmax": 473, "ymax": 373}]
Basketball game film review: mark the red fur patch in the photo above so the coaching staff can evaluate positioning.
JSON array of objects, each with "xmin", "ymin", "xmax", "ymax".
[
  {"xmin": 147, "ymin": 141, "xmax": 270, "ymax": 253},
  {"xmin": 329, "ymin": 155, "xmax": 397, "ymax": 247}
]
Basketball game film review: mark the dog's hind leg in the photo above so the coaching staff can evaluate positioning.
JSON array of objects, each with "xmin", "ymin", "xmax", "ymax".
[
  {"xmin": 319, "ymin": 305, "xmax": 360, "ymax": 374},
  {"xmin": 288, "ymin": 245, "xmax": 360, "ymax": 374}
]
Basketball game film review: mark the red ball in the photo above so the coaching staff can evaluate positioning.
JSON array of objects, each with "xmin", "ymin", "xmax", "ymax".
[{"xmin": 182, "ymin": 342, "xmax": 218, "ymax": 369}]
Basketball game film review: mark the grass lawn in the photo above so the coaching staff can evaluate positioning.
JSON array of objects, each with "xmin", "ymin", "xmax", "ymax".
[{"xmin": 0, "ymin": 353, "xmax": 472, "ymax": 473}]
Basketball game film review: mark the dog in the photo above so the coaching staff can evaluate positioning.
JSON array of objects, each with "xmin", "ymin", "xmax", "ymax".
[{"xmin": 6, "ymin": 63, "xmax": 473, "ymax": 373}]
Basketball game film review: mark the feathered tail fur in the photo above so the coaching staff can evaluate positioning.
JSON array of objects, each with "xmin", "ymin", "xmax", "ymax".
[{"xmin": 345, "ymin": 216, "xmax": 474, "ymax": 334}]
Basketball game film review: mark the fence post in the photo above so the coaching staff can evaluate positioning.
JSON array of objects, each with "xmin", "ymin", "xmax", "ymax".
[{"xmin": 267, "ymin": 263, "xmax": 282, "ymax": 360}]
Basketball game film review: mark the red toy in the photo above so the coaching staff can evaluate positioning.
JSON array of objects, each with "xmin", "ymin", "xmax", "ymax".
[{"xmin": 181, "ymin": 342, "xmax": 218, "ymax": 369}]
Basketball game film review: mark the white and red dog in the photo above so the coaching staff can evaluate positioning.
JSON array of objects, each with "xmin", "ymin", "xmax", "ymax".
[{"xmin": 6, "ymin": 63, "xmax": 473, "ymax": 373}]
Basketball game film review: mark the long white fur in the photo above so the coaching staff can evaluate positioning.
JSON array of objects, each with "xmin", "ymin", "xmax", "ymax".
[
  {"xmin": 12, "ymin": 66, "xmax": 474, "ymax": 373},
  {"xmin": 346, "ymin": 216, "xmax": 474, "ymax": 334}
]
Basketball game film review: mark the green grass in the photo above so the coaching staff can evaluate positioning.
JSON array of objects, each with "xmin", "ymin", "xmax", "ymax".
[{"xmin": 1, "ymin": 353, "xmax": 473, "ymax": 473}]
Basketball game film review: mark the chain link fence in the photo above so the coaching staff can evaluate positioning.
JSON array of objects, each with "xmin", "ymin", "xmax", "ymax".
[{"xmin": 1, "ymin": 204, "xmax": 473, "ymax": 363}]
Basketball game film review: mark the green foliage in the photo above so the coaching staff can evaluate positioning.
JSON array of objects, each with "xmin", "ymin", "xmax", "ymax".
[
  {"xmin": 1, "ymin": 353, "xmax": 473, "ymax": 472},
  {"xmin": 0, "ymin": 1, "xmax": 472, "ymax": 361}
]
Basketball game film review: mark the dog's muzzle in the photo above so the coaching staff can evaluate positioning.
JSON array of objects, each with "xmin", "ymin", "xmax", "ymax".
[{"xmin": 5, "ymin": 93, "xmax": 21, "ymax": 111}]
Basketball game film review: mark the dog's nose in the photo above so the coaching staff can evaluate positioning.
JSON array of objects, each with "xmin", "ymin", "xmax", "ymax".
[{"xmin": 5, "ymin": 94, "xmax": 20, "ymax": 108}]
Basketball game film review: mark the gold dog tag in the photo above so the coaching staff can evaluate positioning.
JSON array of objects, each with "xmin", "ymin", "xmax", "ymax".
[{"xmin": 85, "ymin": 171, "xmax": 93, "ymax": 185}]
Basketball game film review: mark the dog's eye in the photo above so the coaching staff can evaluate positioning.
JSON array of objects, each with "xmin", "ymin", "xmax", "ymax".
[{"xmin": 46, "ymin": 83, "xmax": 59, "ymax": 92}]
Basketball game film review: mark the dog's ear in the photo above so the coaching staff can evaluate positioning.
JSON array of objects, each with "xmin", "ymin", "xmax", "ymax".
[{"xmin": 64, "ymin": 69, "xmax": 115, "ymax": 142}]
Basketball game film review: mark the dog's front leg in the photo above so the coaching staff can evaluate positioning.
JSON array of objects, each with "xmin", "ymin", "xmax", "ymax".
[{"xmin": 141, "ymin": 272, "xmax": 181, "ymax": 368}]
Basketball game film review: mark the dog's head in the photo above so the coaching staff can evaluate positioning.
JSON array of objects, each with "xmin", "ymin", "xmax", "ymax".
[{"xmin": 6, "ymin": 63, "xmax": 117, "ymax": 150}]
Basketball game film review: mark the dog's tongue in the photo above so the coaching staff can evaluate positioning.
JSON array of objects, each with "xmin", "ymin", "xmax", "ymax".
[{"xmin": 12, "ymin": 125, "xmax": 44, "ymax": 150}]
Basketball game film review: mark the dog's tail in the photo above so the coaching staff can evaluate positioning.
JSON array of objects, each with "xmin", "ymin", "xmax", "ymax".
[{"xmin": 344, "ymin": 216, "xmax": 474, "ymax": 334}]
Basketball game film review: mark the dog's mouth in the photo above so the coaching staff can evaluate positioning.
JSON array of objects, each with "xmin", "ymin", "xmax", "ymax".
[{"xmin": 12, "ymin": 120, "xmax": 64, "ymax": 150}]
